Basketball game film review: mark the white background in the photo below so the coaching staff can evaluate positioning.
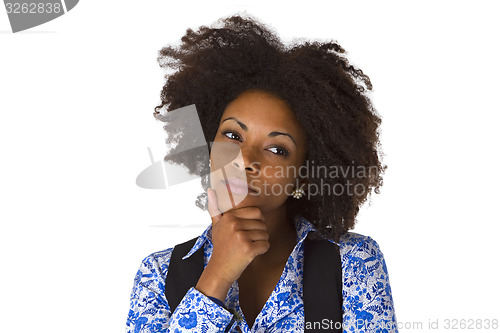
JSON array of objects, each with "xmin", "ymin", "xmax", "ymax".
[{"xmin": 1, "ymin": 1, "xmax": 499, "ymax": 332}]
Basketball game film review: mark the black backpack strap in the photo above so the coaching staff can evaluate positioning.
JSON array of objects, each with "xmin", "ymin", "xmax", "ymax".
[
  {"xmin": 303, "ymin": 235, "xmax": 343, "ymax": 332},
  {"xmin": 164, "ymin": 237, "xmax": 204, "ymax": 312}
]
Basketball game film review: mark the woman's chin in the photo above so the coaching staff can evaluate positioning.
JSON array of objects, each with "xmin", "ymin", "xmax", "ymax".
[{"xmin": 216, "ymin": 192, "xmax": 259, "ymax": 212}]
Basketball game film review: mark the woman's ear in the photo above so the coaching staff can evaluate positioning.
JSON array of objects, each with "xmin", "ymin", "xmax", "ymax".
[
  {"xmin": 296, "ymin": 176, "xmax": 311, "ymax": 192},
  {"xmin": 297, "ymin": 176, "xmax": 310, "ymax": 189}
]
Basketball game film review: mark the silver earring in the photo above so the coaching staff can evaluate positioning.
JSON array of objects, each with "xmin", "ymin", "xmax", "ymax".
[{"xmin": 291, "ymin": 186, "xmax": 305, "ymax": 199}]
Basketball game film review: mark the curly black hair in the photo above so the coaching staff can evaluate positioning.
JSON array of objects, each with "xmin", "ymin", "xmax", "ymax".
[{"xmin": 153, "ymin": 14, "xmax": 386, "ymax": 242}]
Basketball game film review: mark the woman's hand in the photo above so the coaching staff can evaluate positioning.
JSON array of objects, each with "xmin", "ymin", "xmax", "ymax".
[{"xmin": 195, "ymin": 188, "xmax": 270, "ymax": 301}]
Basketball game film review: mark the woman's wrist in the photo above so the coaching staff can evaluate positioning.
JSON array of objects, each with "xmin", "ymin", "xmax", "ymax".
[{"xmin": 195, "ymin": 266, "xmax": 233, "ymax": 301}]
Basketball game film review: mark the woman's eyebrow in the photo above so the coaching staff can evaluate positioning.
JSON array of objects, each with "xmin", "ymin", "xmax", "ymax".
[{"xmin": 221, "ymin": 116, "xmax": 297, "ymax": 147}]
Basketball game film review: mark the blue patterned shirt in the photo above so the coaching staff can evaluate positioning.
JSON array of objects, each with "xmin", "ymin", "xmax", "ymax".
[{"xmin": 126, "ymin": 216, "xmax": 398, "ymax": 332}]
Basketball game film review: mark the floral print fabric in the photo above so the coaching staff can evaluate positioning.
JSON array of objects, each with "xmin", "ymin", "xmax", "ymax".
[{"xmin": 126, "ymin": 216, "xmax": 398, "ymax": 332}]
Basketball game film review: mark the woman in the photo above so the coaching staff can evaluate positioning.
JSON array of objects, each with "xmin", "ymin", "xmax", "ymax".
[{"xmin": 126, "ymin": 14, "xmax": 398, "ymax": 333}]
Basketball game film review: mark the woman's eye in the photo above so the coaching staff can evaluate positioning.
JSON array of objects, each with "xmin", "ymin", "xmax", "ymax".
[
  {"xmin": 221, "ymin": 130, "xmax": 241, "ymax": 141},
  {"xmin": 268, "ymin": 146, "xmax": 289, "ymax": 157},
  {"xmin": 221, "ymin": 130, "xmax": 289, "ymax": 157}
]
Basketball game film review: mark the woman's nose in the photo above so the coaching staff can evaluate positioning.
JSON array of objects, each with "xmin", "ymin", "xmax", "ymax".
[{"xmin": 231, "ymin": 148, "xmax": 260, "ymax": 173}]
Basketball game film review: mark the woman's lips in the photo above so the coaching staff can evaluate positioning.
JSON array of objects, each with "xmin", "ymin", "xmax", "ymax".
[{"xmin": 222, "ymin": 177, "xmax": 257, "ymax": 194}]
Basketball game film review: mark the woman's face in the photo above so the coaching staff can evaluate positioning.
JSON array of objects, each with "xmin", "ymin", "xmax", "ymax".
[{"xmin": 210, "ymin": 90, "xmax": 307, "ymax": 214}]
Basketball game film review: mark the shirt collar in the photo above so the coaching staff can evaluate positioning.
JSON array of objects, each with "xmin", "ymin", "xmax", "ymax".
[{"xmin": 181, "ymin": 215, "xmax": 319, "ymax": 260}]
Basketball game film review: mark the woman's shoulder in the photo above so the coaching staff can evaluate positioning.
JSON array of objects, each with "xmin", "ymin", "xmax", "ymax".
[
  {"xmin": 133, "ymin": 247, "xmax": 174, "ymax": 289},
  {"xmin": 142, "ymin": 247, "xmax": 174, "ymax": 272},
  {"xmin": 137, "ymin": 235, "xmax": 204, "ymax": 278},
  {"xmin": 337, "ymin": 231, "xmax": 385, "ymax": 261},
  {"xmin": 336, "ymin": 231, "xmax": 392, "ymax": 284},
  {"xmin": 127, "ymin": 247, "xmax": 175, "ymax": 307},
  {"xmin": 136, "ymin": 235, "xmax": 202, "ymax": 282}
]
